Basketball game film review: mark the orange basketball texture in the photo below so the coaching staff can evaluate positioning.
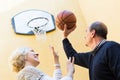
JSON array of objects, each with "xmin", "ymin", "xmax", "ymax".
[{"xmin": 55, "ymin": 10, "xmax": 76, "ymax": 31}]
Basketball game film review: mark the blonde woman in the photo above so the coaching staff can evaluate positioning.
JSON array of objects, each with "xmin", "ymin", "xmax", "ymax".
[{"xmin": 9, "ymin": 46, "xmax": 74, "ymax": 80}]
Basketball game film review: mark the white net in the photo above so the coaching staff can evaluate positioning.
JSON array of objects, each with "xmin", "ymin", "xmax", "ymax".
[
  {"xmin": 32, "ymin": 27, "xmax": 46, "ymax": 40},
  {"xmin": 27, "ymin": 17, "xmax": 49, "ymax": 40}
]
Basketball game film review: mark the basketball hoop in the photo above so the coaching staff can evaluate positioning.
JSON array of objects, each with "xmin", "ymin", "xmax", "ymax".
[{"xmin": 27, "ymin": 17, "xmax": 49, "ymax": 40}]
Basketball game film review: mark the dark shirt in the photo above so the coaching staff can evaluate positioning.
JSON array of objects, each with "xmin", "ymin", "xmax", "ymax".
[{"xmin": 63, "ymin": 38, "xmax": 120, "ymax": 80}]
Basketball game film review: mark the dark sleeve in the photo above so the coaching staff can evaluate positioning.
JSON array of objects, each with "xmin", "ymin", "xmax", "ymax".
[
  {"xmin": 62, "ymin": 38, "xmax": 91, "ymax": 68},
  {"xmin": 106, "ymin": 43, "xmax": 120, "ymax": 80}
]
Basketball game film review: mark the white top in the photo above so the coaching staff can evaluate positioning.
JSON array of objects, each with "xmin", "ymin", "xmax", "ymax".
[{"xmin": 17, "ymin": 66, "xmax": 72, "ymax": 80}]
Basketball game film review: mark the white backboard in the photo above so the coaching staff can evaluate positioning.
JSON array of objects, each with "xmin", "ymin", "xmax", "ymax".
[{"xmin": 11, "ymin": 10, "xmax": 56, "ymax": 34}]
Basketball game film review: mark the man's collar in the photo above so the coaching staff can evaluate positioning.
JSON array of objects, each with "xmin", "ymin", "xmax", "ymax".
[{"xmin": 91, "ymin": 39, "xmax": 106, "ymax": 56}]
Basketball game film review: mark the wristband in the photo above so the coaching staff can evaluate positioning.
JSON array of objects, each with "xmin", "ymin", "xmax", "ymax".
[{"xmin": 54, "ymin": 64, "xmax": 60, "ymax": 67}]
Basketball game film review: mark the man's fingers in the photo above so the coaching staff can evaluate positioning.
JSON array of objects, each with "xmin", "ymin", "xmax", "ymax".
[
  {"xmin": 63, "ymin": 24, "xmax": 67, "ymax": 31},
  {"xmin": 69, "ymin": 24, "xmax": 76, "ymax": 32}
]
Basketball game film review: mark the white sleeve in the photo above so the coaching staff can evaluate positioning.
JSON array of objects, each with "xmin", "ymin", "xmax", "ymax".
[
  {"xmin": 40, "ymin": 69, "xmax": 62, "ymax": 80},
  {"xmin": 40, "ymin": 75, "xmax": 72, "ymax": 80},
  {"xmin": 40, "ymin": 69, "xmax": 72, "ymax": 80},
  {"xmin": 60, "ymin": 76, "xmax": 73, "ymax": 80},
  {"xmin": 53, "ymin": 69, "xmax": 62, "ymax": 80}
]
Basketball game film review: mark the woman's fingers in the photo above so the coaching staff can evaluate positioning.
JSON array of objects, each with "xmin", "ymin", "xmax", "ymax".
[
  {"xmin": 71, "ymin": 57, "xmax": 74, "ymax": 64},
  {"xmin": 49, "ymin": 45, "xmax": 58, "ymax": 57},
  {"xmin": 68, "ymin": 57, "xmax": 74, "ymax": 63}
]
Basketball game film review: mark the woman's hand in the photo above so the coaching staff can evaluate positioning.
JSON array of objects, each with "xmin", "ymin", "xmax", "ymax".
[
  {"xmin": 49, "ymin": 46, "xmax": 60, "ymax": 64},
  {"xmin": 66, "ymin": 57, "xmax": 75, "ymax": 77}
]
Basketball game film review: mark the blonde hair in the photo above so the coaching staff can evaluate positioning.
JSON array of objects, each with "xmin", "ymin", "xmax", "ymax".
[{"xmin": 9, "ymin": 47, "xmax": 31, "ymax": 72}]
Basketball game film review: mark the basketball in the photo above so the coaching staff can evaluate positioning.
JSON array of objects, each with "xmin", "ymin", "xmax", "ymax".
[{"xmin": 55, "ymin": 10, "xmax": 76, "ymax": 31}]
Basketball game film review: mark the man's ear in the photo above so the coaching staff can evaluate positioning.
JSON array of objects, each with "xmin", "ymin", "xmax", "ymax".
[{"xmin": 91, "ymin": 30, "xmax": 96, "ymax": 38}]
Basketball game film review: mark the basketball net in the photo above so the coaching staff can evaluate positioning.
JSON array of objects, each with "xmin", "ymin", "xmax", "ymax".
[{"xmin": 27, "ymin": 17, "xmax": 49, "ymax": 40}]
